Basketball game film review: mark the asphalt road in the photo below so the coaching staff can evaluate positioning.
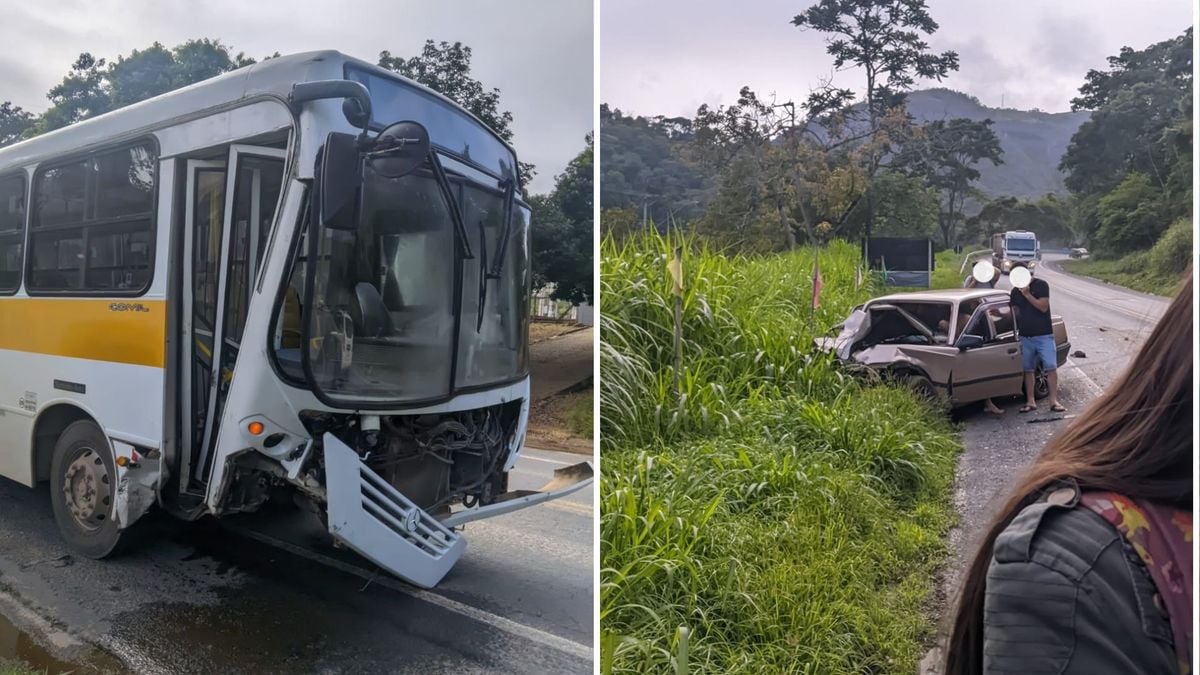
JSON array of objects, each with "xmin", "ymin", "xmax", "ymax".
[
  {"xmin": 0, "ymin": 446, "xmax": 595, "ymax": 674},
  {"xmin": 921, "ymin": 254, "xmax": 1170, "ymax": 671}
]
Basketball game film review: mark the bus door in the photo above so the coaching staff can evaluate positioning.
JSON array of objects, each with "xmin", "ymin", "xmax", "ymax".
[{"xmin": 180, "ymin": 145, "xmax": 285, "ymax": 495}]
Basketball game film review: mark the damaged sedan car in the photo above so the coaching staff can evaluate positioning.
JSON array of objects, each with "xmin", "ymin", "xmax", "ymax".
[{"xmin": 818, "ymin": 289, "xmax": 1070, "ymax": 408}]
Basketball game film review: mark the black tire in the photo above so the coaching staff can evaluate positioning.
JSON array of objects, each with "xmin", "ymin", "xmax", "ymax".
[
  {"xmin": 49, "ymin": 420, "xmax": 135, "ymax": 558},
  {"xmin": 1020, "ymin": 366, "xmax": 1051, "ymax": 401},
  {"xmin": 1033, "ymin": 366, "xmax": 1050, "ymax": 400},
  {"xmin": 904, "ymin": 374, "xmax": 936, "ymax": 401}
]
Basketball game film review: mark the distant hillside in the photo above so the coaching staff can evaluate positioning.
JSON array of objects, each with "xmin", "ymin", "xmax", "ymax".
[
  {"xmin": 903, "ymin": 88, "xmax": 1090, "ymax": 199},
  {"xmin": 599, "ymin": 89, "xmax": 1091, "ymax": 221}
]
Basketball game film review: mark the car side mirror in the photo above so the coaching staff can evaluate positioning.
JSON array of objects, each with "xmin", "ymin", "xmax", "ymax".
[{"xmin": 958, "ymin": 334, "xmax": 986, "ymax": 351}]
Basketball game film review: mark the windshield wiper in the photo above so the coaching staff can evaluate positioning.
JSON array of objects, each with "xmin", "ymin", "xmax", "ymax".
[
  {"xmin": 487, "ymin": 177, "xmax": 517, "ymax": 279},
  {"xmin": 429, "ymin": 152, "xmax": 474, "ymax": 260}
]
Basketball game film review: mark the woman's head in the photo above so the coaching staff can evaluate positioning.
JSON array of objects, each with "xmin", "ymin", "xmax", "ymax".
[{"xmin": 945, "ymin": 269, "xmax": 1193, "ymax": 674}]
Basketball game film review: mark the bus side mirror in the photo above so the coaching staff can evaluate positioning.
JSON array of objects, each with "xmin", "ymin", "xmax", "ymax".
[{"xmin": 318, "ymin": 132, "xmax": 363, "ymax": 231}]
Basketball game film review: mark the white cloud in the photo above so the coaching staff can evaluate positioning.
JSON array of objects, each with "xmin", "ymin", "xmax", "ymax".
[
  {"xmin": 0, "ymin": 0, "xmax": 593, "ymax": 194},
  {"xmin": 601, "ymin": 0, "xmax": 1191, "ymax": 116}
]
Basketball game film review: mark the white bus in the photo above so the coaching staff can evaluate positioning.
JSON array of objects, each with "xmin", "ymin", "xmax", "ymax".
[{"xmin": 0, "ymin": 51, "xmax": 591, "ymax": 588}]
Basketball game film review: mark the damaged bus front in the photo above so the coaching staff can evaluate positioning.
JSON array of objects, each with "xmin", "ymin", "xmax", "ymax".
[{"xmin": 257, "ymin": 74, "xmax": 592, "ymax": 587}]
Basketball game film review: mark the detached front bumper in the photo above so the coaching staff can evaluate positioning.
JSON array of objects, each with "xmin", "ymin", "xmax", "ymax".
[{"xmin": 322, "ymin": 433, "xmax": 593, "ymax": 588}]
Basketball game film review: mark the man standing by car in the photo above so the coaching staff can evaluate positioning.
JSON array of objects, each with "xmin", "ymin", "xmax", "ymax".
[{"xmin": 1011, "ymin": 272, "xmax": 1064, "ymax": 413}]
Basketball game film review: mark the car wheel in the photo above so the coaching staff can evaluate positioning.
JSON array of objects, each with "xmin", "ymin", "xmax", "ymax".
[
  {"xmin": 903, "ymin": 374, "xmax": 936, "ymax": 401},
  {"xmin": 49, "ymin": 420, "xmax": 137, "ymax": 558},
  {"xmin": 1033, "ymin": 366, "xmax": 1050, "ymax": 400}
]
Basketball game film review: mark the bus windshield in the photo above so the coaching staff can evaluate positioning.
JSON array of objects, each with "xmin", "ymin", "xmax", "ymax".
[{"xmin": 293, "ymin": 159, "xmax": 529, "ymax": 407}]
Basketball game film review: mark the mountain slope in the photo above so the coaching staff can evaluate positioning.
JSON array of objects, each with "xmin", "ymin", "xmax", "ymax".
[{"xmin": 903, "ymin": 88, "xmax": 1090, "ymax": 199}]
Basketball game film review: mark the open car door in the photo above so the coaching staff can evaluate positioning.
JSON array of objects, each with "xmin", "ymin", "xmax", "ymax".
[{"xmin": 950, "ymin": 301, "xmax": 1024, "ymax": 403}]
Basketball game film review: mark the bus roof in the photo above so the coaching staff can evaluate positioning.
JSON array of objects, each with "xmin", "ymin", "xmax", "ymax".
[{"xmin": 0, "ymin": 50, "xmax": 515, "ymax": 171}]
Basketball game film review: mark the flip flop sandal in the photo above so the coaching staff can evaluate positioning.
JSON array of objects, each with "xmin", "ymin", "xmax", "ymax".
[
  {"xmin": 1018, "ymin": 405, "xmax": 1037, "ymax": 413},
  {"xmin": 1049, "ymin": 404, "xmax": 1066, "ymax": 412}
]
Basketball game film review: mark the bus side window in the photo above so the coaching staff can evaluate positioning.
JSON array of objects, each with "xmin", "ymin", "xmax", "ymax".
[
  {"xmin": 28, "ymin": 142, "xmax": 157, "ymax": 294},
  {"xmin": 0, "ymin": 174, "xmax": 26, "ymax": 293}
]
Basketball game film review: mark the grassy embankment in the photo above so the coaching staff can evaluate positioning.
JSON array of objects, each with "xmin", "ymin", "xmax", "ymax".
[
  {"xmin": 600, "ymin": 233, "xmax": 962, "ymax": 674},
  {"xmin": 1061, "ymin": 219, "xmax": 1192, "ymax": 296}
]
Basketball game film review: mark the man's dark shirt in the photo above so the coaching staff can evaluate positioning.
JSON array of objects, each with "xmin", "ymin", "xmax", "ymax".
[{"xmin": 1011, "ymin": 278, "xmax": 1052, "ymax": 336}]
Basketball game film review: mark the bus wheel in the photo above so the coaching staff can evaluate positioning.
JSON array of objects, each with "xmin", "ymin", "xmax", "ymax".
[{"xmin": 49, "ymin": 420, "xmax": 133, "ymax": 558}]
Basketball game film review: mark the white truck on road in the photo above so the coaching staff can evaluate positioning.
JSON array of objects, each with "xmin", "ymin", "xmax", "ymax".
[{"xmin": 991, "ymin": 230, "xmax": 1040, "ymax": 274}]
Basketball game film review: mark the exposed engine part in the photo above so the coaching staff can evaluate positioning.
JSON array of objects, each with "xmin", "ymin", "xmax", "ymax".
[{"xmin": 298, "ymin": 400, "xmax": 521, "ymax": 514}]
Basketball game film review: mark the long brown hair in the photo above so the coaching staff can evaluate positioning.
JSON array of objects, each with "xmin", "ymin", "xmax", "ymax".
[{"xmin": 944, "ymin": 270, "xmax": 1193, "ymax": 674}]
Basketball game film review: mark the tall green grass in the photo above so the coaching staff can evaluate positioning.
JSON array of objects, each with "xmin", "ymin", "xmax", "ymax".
[
  {"xmin": 1062, "ymin": 218, "xmax": 1192, "ymax": 296},
  {"xmin": 600, "ymin": 232, "xmax": 961, "ymax": 674}
]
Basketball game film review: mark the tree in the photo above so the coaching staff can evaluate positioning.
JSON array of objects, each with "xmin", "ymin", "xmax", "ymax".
[
  {"xmin": 0, "ymin": 102, "xmax": 34, "ymax": 147},
  {"xmin": 689, "ymin": 87, "xmax": 900, "ymax": 250},
  {"xmin": 898, "ymin": 118, "xmax": 1003, "ymax": 248},
  {"xmin": 1060, "ymin": 28, "xmax": 1191, "ymax": 250},
  {"xmin": 37, "ymin": 40, "xmax": 258, "ymax": 133},
  {"xmin": 965, "ymin": 194, "xmax": 1074, "ymax": 248},
  {"xmin": 379, "ymin": 41, "xmax": 534, "ymax": 184},
  {"xmin": 599, "ymin": 104, "xmax": 706, "ymax": 228},
  {"xmin": 860, "ymin": 170, "xmax": 939, "ymax": 238},
  {"xmin": 1093, "ymin": 173, "xmax": 1167, "ymax": 254},
  {"xmin": 792, "ymin": 0, "xmax": 959, "ymax": 236},
  {"xmin": 532, "ymin": 137, "xmax": 592, "ymax": 305}
]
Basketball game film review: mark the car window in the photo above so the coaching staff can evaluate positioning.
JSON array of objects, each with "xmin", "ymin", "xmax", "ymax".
[
  {"xmin": 893, "ymin": 301, "xmax": 952, "ymax": 335},
  {"xmin": 985, "ymin": 304, "xmax": 1015, "ymax": 342}
]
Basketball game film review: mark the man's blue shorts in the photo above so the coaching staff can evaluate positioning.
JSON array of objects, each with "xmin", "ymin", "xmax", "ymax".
[{"xmin": 1019, "ymin": 334, "xmax": 1057, "ymax": 372}]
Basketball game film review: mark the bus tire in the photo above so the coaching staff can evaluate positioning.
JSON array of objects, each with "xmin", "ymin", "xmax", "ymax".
[{"xmin": 49, "ymin": 420, "xmax": 135, "ymax": 559}]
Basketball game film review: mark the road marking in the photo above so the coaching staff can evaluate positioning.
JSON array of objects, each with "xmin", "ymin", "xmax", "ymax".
[
  {"xmin": 520, "ymin": 453, "xmax": 593, "ymax": 467},
  {"xmin": 544, "ymin": 499, "xmax": 593, "ymax": 517},
  {"xmin": 1064, "ymin": 357, "xmax": 1105, "ymax": 399},
  {"xmin": 227, "ymin": 526, "xmax": 593, "ymax": 662},
  {"xmin": 1051, "ymin": 282, "xmax": 1162, "ymax": 324}
]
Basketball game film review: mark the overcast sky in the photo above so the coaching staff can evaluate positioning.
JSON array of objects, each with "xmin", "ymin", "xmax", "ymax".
[
  {"xmin": 0, "ymin": 0, "xmax": 593, "ymax": 194},
  {"xmin": 602, "ymin": 0, "xmax": 1191, "ymax": 117}
]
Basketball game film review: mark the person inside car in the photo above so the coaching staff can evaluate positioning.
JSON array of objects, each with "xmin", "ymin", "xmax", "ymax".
[{"xmin": 944, "ymin": 270, "xmax": 1192, "ymax": 674}]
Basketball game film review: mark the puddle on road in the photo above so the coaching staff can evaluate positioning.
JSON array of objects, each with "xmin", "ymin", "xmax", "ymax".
[{"xmin": 0, "ymin": 610, "xmax": 86, "ymax": 674}]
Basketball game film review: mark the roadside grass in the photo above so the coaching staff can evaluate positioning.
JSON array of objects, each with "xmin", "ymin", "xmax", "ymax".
[
  {"xmin": 566, "ymin": 391, "xmax": 594, "ymax": 439},
  {"xmin": 929, "ymin": 249, "xmax": 967, "ymax": 289},
  {"xmin": 600, "ymin": 232, "xmax": 962, "ymax": 673},
  {"xmin": 1062, "ymin": 218, "xmax": 1192, "ymax": 297},
  {"xmin": 0, "ymin": 659, "xmax": 41, "ymax": 675}
]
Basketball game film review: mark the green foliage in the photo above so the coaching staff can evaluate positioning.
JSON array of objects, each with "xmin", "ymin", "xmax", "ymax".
[
  {"xmin": 1150, "ymin": 217, "xmax": 1193, "ymax": 276},
  {"xmin": 601, "ymin": 231, "xmax": 962, "ymax": 673},
  {"xmin": 928, "ymin": 249, "xmax": 968, "ymax": 290},
  {"xmin": 599, "ymin": 105, "xmax": 706, "ymax": 228},
  {"xmin": 791, "ymin": 0, "xmax": 958, "ymax": 121},
  {"xmin": 566, "ymin": 391, "xmax": 594, "ymax": 439},
  {"xmin": 896, "ymin": 118, "xmax": 1004, "ymax": 248},
  {"xmin": 531, "ymin": 137, "xmax": 594, "ymax": 304},
  {"xmin": 378, "ymin": 40, "xmax": 535, "ymax": 183},
  {"xmin": 36, "ymin": 39, "xmax": 256, "ymax": 132},
  {"xmin": 1061, "ymin": 28, "xmax": 1191, "ymax": 249},
  {"xmin": 1093, "ymin": 173, "xmax": 1168, "ymax": 254},
  {"xmin": 966, "ymin": 193, "xmax": 1074, "ymax": 247},
  {"xmin": 600, "ymin": 206, "xmax": 642, "ymax": 240},
  {"xmin": 0, "ymin": 102, "xmax": 33, "ymax": 148},
  {"xmin": 862, "ymin": 171, "xmax": 939, "ymax": 239},
  {"xmin": 1062, "ymin": 220, "xmax": 1191, "ymax": 297},
  {"xmin": 380, "ymin": 41, "xmax": 512, "ymax": 140}
]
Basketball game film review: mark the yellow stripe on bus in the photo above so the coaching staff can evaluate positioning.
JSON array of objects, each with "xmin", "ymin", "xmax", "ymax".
[{"xmin": 0, "ymin": 298, "xmax": 166, "ymax": 368}]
